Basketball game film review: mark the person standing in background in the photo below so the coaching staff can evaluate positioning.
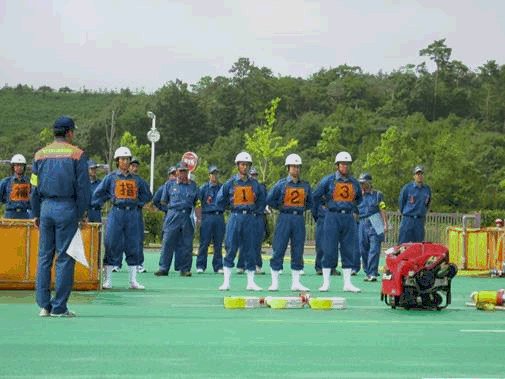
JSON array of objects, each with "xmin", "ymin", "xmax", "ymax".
[
  {"xmin": 87, "ymin": 160, "xmax": 102, "ymax": 223},
  {"xmin": 0, "ymin": 154, "xmax": 32, "ymax": 219},
  {"xmin": 196, "ymin": 166, "xmax": 225, "ymax": 274},
  {"xmin": 357, "ymin": 173, "xmax": 388, "ymax": 282},
  {"xmin": 398, "ymin": 166, "xmax": 431, "ymax": 244}
]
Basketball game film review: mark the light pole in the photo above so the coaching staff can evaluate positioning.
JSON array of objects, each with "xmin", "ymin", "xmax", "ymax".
[{"xmin": 147, "ymin": 111, "xmax": 160, "ymax": 193}]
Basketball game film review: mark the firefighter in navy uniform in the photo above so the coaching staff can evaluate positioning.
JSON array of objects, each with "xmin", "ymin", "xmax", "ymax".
[
  {"xmin": 92, "ymin": 147, "xmax": 152, "ymax": 289},
  {"xmin": 31, "ymin": 116, "xmax": 90, "ymax": 317},
  {"xmin": 0, "ymin": 154, "xmax": 32, "ymax": 219},
  {"xmin": 153, "ymin": 166, "xmax": 177, "ymax": 213},
  {"xmin": 236, "ymin": 167, "xmax": 267, "ymax": 275},
  {"xmin": 154, "ymin": 162, "xmax": 198, "ymax": 277},
  {"xmin": 196, "ymin": 166, "xmax": 225, "ymax": 274},
  {"xmin": 267, "ymin": 154, "xmax": 314, "ymax": 291},
  {"xmin": 357, "ymin": 173, "xmax": 389, "ymax": 282},
  {"xmin": 216, "ymin": 152, "xmax": 265, "ymax": 291},
  {"xmin": 312, "ymin": 151, "xmax": 362, "ymax": 292},
  {"xmin": 398, "ymin": 166, "xmax": 431, "ymax": 244},
  {"xmin": 314, "ymin": 204, "xmax": 327, "ymax": 275},
  {"xmin": 153, "ymin": 166, "xmax": 185, "ymax": 272},
  {"xmin": 87, "ymin": 160, "xmax": 102, "ymax": 223},
  {"xmin": 129, "ymin": 157, "xmax": 149, "ymax": 273}
]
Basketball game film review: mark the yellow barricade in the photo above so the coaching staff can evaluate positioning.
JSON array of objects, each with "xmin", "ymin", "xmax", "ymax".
[
  {"xmin": 0, "ymin": 219, "xmax": 101, "ymax": 290},
  {"xmin": 447, "ymin": 226, "xmax": 505, "ymax": 270}
]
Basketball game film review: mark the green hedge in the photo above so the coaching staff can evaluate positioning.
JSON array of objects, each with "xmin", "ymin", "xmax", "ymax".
[{"xmin": 479, "ymin": 209, "xmax": 505, "ymax": 227}]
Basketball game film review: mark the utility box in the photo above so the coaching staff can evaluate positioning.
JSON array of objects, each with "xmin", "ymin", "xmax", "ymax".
[{"xmin": 0, "ymin": 220, "xmax": 101, "ymax": 290}]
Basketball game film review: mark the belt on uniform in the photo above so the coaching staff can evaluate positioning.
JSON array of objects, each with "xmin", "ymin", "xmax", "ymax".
[
  {"xmin": 8, "ymin": 208, "xmax": 26, "ymax": 212},
  {"xmin": 281, "ymin": 209, "xmax": 304, "ymax": 215},
  {"xmin": 167, "ymin": 208, "xmax": 192, "ymax": 214},
  {"xmin": 203, "ymin": 211, "xmax": 223, "ymax": 215},
  {"xmin": 329, "ymin": 209, "xmax": 352, "ymax": 214},
  {"xmin": 405, "ymin": 215, "xmax": 423, "ymax": 219},
  {"xmin": 113, "ymin": 204, "xmax": 136, "ymax": 211},
  {"xmin": 232, "ymin": 210, "xmax": 254, "ymax": 215}
]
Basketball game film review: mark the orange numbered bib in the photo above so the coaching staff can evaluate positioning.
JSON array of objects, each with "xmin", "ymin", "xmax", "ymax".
[
  {"xmin": 332, "ymin": 182, "xmax": 355, "ymax": 202},
  {"xmin": 10, "ymin": 183, "xmax": 30, "ymax": 201},
  {"xmin": 114, "ymin": 180, "xmax": 138, "ymax": 200},
  {"xmin": 283, "ymin": 187, "xmax": 305, "ymax": 207},
  {"xmin": 233, "ymin": 186, "xmax": 254, "ymax": 206}
]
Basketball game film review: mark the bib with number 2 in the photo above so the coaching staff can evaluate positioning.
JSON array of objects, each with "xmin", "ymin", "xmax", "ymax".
[
  {"xmin": 283, "ymin": 187, "xmax": 305, "ymax": 207},
  {"xmin": 332, "ymin": 182, "xmax": 355, "ymax": 202}
]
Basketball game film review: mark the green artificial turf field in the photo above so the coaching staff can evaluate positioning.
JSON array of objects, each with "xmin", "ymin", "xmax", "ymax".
[{"xmin": 1, "ymin": 250, "xmax": 504, "ymax": 379}]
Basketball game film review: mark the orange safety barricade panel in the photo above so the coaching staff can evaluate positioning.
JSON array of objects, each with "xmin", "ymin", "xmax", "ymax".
[{"xmin": 0, "ymin": 219, "xmax": 101, "ymax": 290}]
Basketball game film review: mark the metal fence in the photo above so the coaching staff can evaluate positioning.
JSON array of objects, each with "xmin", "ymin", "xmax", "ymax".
[{"xmin": 267, "ymin": 211, "xmax": 473, "ymax": 248}]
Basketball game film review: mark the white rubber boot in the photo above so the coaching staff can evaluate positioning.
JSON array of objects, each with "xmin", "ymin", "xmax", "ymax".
[
  {"xmin": 291, "ymin": 270, "xmax": 310, "ymax": 291},
  {"xmin": 319, "ymin": 268, "xmax": 331, "ymax": 292},
  {"xmin": 129, "ymin": 266, "xmax": 145, "ymax": 289},
  {"xmin": 343, "ymin": 268, "xmax": 361, "ymax": 292},
  {"xmin": 268, "ymin": 270, "xmax": 280, "ymax": 291},
  {"xmin": 246, "ymin": 270, "xmax": 262, "ymax": 291},
  {"xmin": 219, "ymin": 267, "xmax": 231, "ymax": 290},
  {"xmin": 103, "ymin": 265, "xmax": 113, "ymax": 289}
]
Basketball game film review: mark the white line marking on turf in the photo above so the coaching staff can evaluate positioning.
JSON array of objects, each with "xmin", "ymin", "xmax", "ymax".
[
  {"xmin": 255, "ymin": 320, "xmax": 505, "ymax": 325},
  {"xmin": 460, "ymin": 329, "xmax": 505, "ymax": 333}
]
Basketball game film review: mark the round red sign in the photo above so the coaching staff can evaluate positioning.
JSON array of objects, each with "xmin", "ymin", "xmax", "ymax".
[{"xmin": 181, "ymin": 152, "xmax": 198, "ymax": 172}]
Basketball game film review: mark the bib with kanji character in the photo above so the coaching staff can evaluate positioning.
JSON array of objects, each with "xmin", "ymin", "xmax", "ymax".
[
  {"xmin": 114, "ymin": 180, "xmax": 138, "ymax": 200},
  {"xmin": 10, "ymin": 183, "xmax": 30, "ymax": 201}
]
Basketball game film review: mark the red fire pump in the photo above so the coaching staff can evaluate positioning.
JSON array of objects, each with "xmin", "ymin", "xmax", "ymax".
[{"xmin": 381, "ymin": 243, "xmax": 458, "ymax": 310}]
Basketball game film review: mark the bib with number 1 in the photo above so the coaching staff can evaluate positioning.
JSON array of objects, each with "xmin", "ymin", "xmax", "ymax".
[
  {"xmin": 332, "ymin": 182, "xmax": 355, "ymax": 202},
  {"xmin": 283, "ymin": 187, "xmax": 305, "ymax": 207},
  {"xmin": 233, "ymin": 186, "xmax": 254, "ymax": 206},
  {"xmin": 115, "ymin": 180, "xmax": 138, "ymax": 200}
]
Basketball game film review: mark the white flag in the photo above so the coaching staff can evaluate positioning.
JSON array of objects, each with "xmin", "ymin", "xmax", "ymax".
[{"xmin": 67, "ymin": 229, "xmax": 89, "ymax": 267}]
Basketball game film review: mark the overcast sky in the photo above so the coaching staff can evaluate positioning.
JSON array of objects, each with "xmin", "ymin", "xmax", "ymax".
[{"xmin": 1, "ymin": 0, "xmax": 504, "ymax": 93}]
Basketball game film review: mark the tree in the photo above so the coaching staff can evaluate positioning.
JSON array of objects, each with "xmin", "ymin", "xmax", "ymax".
[
  {"xmin": 58, "ymin": 87, "xmax": 73, "ymax": 93},
  {"xmin": 37, "ymin": 86, "xmax": 54, "ymax": 93},
  {"xmin": 119, "ymin": 131, "xmax": 151, "ymax": 179},
  {"xmin": 152, "ymin": 80, "xmax": 208, "ymax": 155},
  {"xmin": 244, "ymin": 97, "xmax": 298, "ymax": 186},
  {"xmin": 420, "ymin": 39, "xmax": 452, "ymax": 120},
  {"xmin": 363, "ymin": 126, "xmax": 418, "ymax": 209},
  {"xmin": 307, "ymin": 125, "xmax": 344, "ymax": 186}
]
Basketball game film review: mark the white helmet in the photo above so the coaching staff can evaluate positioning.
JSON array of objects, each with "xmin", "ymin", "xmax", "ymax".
[
  {"xmin": 335, "ymin": 151, "xmax": 352, "ymax": 164},
  {"xmin": 114, "ymin": 147, "xmax": 132, "ymax": 159},
  {"xmin": 235, "ymin": 152, "xmax": 252, "ymax": 163},
  {"xmin": 11, "ymin": 154, "xmax": 26, "ymax": 164},
  {"xmin": 285, "ymin": 153, "xmax": 302, "ymax": 166}
]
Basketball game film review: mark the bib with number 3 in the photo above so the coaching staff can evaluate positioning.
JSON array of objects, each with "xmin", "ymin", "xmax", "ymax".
[
  {"xmin": 332, "ymin": 182, "xmax": 355, "ymax": 202},
  {"xmin": 114, "ymin": 180, "xmax": 138, "ymax": 200},
  {"xmin": 283, "ymin": 187, "xmax": 305, "ymax": 207},
  {"xmin": 233, "ymin": 186, "xmax": 254, "ymax": 206},
  {"xmin": 10, "ymin": 183, "xmax": 30, "ymax": 201}
]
